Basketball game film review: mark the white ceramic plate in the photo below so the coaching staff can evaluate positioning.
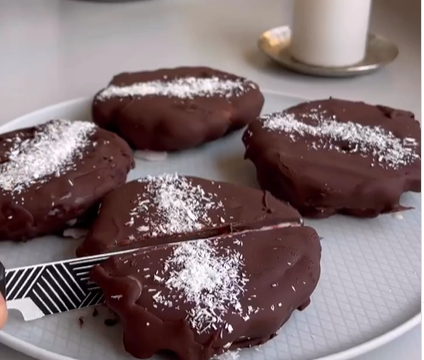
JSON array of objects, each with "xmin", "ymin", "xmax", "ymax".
[{"xmin": 0, "ymin": 92, "xmax": 421, "ymax": 360}]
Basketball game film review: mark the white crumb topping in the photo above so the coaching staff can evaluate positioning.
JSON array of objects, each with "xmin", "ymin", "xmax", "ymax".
[
  {"xmin": 261, "ymin": 109, "xmax": 420, "ymax": 169},
  {"xmin": 151, "ymin": 238, "xmax": 253, "ymax": 334},
  {"xmin": 0, "ymin": 119, "xmax": 96, "ymax": 193},
  {"xmin": 134, "ymin": 150, "xmax": 168, "ymax": 162},
  {"xmin": 128, "ymin": 173, "xmax": 223, "ymax": 237},
  {"xmin": 62, "ymin": 228, "xmax": 89, "ymax": 239},
  {"xmin": 392, "ymin": 212, "xmax": 404, "ymax": 220},
  {"xmin": 97, "ymin": 76, "xmax": 256, "ymax": 100},
  {"xmin": 215, "ymin": 350, "xmax": 240, "ymax": 360}
]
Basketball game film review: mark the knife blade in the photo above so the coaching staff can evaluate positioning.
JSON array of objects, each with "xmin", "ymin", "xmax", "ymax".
[{"xmin": 0, "ymin": 247, "xmax": 147, "ymax": 321}]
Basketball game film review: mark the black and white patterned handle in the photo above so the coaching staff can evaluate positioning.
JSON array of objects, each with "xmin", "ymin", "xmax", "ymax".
[
  {"xmin": 0, "ymin": 261, "xmax": 5, "ymax": 301},
  {"xmin": 0, "ymin": 254, "xmax": 112, "ymax": 321},
  {"xmin": 0, "ymin": 241, "xmax": 189, "ymax": 321}
]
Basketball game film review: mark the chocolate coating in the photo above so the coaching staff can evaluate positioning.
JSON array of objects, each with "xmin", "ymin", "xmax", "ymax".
[
  {"xmin": 91, "ymin": 226, "xmax": 321, "ymax": 360},
  {"xmin": 92, "ymin": 66, "xmax": 264, "ymax": 151},
  {"xmin": 243, "ymin": 98, "xmax": 421, "ymax": 218},
  {"xmin": 77, "ymin": 175, "xmax": 301, "ymax": 256},
  {"xmin": 0, "ymin": 120, "xmax": 134, "ymax": 241}
]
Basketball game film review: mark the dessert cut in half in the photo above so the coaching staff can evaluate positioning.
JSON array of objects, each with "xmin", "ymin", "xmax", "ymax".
[
  {"xmin": 77, "ymin": 173, "xmax": 302, "ymax": 256},
  {"xmin": 85, "ymin": 173, "xmax": 322, "ymax": 359},
  {"xmin": 243, "ymin": 98, "xmax": 421, "ymax": 218},
  {"xmin": 91, "ymin": 226, "xmax": 321, "ymax": 360},
  {"xmin": 92, "ymin": 66, "xmax": 265, "ymax": 152},
  {"xmin": 0, "ymin": 119, "xmax": 134, "ymax": 241}
]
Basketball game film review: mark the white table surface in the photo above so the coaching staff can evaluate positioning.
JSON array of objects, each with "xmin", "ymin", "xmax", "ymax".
[{"xmin": 0, "ymin": 0, "xmax": 421, "ymax": 359}]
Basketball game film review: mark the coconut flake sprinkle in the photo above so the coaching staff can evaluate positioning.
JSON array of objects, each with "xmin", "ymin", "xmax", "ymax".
[
  {"xmin": 152, "ymin": 239, "xmax": 248, "ymax": 334},
  {"xmin": 0, "ymin": 120, "xmax": 96, "ymax": 193},
  {"xmin": 128, "ymin": 174, "xmax": 223, "ymax": 237},
  {"xmin": 215, "ymin": 350, "xmax": 240, "ymax": 360},
  {"xmin": 261, "ymin": 110, "xmax": 420, "ymax": 169},
  {"xmin": 97, "ymin": 77, "xmax": 256, "ymax": 101}
]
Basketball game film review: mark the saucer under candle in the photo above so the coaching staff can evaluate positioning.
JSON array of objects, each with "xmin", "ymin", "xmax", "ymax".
[{"xmin": 257, "ymin": 26, "xmax": 399, "ymax": 78}]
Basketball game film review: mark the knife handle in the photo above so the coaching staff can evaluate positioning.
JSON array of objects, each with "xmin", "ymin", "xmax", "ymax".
[{"xmin": 0, "ymin": 261, "xmax": 5, "ymax": 299}]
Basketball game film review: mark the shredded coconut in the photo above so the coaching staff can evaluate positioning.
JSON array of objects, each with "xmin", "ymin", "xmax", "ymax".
[
  {"xmin": 97, "ymin": 76, "xmax": 256, "ymax": 100},
  {"xmin": 152, "ymin": 238, "xmax": 249, "ymax": 334},
  {"xmin": 215, "ymin": 350, "xmax": 240, "ymax": 360},
  {"xmin": 62, "ymin": 228, "xmax": 89, "ymax": 239},
  {"xmin": 128, "ymin": 174, "xmax": 223, "ymax": 237},
  {"xmin": 391, "ymin": 212, "xmax": 404, "ymax": 220},
  {"xmin": 0, "ymin": 119, "xmax": 95, "ymax": 193},
  {"xmin": 261, "ymin": 109, "xmax": 420, "ymax": 169},
  {"xmin": 134, "ymin": 150, "xmax": 168, "ymax": 162}
]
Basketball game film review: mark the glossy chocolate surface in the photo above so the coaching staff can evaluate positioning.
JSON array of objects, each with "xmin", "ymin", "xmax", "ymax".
[
  {"xmin": 0, "ymin": 120, "xmax": 134, "ymax": 241},
  {"xmin": 92, "ymin": 66, "xmax": 264, "ymax": 151},
  {"xmin": 77, "ymin": 174, "xmax": 301, "ymax": 256},
  {"xmin": 91, "ymin": 226, "xmax": 321, "ymax": 360},
  {"xmin": 243, "ymin": 98, "xmax": 421, "ymax": 218}
]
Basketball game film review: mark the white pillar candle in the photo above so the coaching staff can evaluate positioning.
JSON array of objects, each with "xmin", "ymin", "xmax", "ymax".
[{"xmin": 290, "ymin": 0, "xmax": 372, "ymax": 67}]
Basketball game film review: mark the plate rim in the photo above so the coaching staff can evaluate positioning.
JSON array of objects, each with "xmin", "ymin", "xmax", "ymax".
[{"xmin": 0, "ymin": 94, "xmax": 420, "ymax": 360}]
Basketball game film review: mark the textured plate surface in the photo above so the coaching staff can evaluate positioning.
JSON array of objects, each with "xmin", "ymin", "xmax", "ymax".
[
  {"xmin": 258, "ymin": 26, "xmax": 399, "ymax": 77},
  {"xmin": 0, "ymin": 93, "xmax": 421, "ymax": 360}
]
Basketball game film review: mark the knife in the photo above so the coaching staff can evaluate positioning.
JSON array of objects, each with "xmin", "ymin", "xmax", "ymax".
[
  {"xmin": 0, "ymin": 247, "xmax": 143, "ymax": 322},
  {"xmin": 0, "ymin": 221, "xmax": 312, "ymax": 322}
]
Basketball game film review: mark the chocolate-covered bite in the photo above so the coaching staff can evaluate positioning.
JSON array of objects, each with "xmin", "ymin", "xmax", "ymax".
[
  {"xmin": 243, "ymin": 98, "xmax": 421, "ymax": 218},
  {"xmin": 92, "ymin": 66, "xmax": 264, "ymax": 152},
  {"xmin": 77, "ymin": 174, "xmax": 301, "ymax": 256},
  {"xmin": 91, "ymin": 226, "xmax": 321, "ymax": 360},
  {"xmin": 0, "ymin": 119, "xmax": 134, "ymax": 241}
]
